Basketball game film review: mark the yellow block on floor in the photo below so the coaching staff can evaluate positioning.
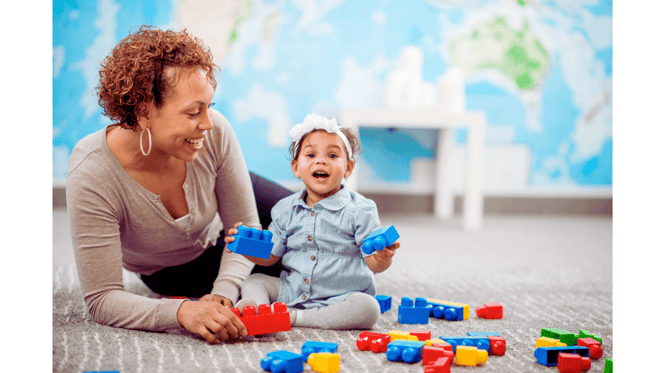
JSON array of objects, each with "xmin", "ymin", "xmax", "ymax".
[
  {"xmin": 455, "ymin": 346, "xmax": 488, "ymax": 366},
  {"xmin": 536, "ymin": 336, "xmax": 567, "ymax": 348},
  {"xmin": 308, "ymin": 352, "xmax": 340, "ymax": 373}
]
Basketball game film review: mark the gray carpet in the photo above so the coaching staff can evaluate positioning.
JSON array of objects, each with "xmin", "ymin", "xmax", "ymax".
[{"xmin": 53, "ymin": 211, "xmax": 612, "ymax": 372}]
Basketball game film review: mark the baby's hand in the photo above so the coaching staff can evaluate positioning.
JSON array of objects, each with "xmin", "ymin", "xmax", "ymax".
[
  {"xmin": 372, "ymin": 241, "xmax": 400, "ymax": 262},
  {"xmin": 223, "ymin": 222, "xmax": 244, "ymax": 251}
]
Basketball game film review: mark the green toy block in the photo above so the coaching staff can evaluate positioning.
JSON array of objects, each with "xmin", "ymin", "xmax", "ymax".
[
  {"xmin": 604, "ymin": 357, "xmax": 613, "ymax": 373},
  {"xmin": 579, "ymin": 330, "xmax": 602, "ymax": 345},
  {"xmin": 540, "ymin": 328, "xmax": 577, "ymax": 346}
]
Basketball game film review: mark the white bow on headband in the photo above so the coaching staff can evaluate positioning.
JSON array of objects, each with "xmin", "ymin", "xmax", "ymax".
[{"xmin": 289, "ymin": 114, "xmax": 353, "ymax": 159}]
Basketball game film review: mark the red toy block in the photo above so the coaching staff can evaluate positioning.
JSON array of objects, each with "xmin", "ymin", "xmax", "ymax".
[
  {"xmin": 422, "ymin": 345, "xmax": 454, "ymax": 365},
  {"xmin": 577, "ymin": 338, "xmax": 603, "ymax": 359},
  {"xmin": 410, "ymin": 330, "xmax": 431, "ymax": 341},
  {"xmin": 356, "ymin": 331, "xmax": 391, "ymax": 353},
  {"xmin": 424, "ymin": 356, "xmax": 453, "ymax": 373},
  {"xmin": 557, "ymin": 352, "xmax": 591, "ymax": 373},
  {"xmin": 476, "ymin": 303, "xmax": 503, "ymax": 319},
  {"xmin": 489, "ymin": 336, "xmax": 507, "ymax": 355},
  {"xmin": 229, "ymin": 301, "xmax": 291, "ymax": 336}
]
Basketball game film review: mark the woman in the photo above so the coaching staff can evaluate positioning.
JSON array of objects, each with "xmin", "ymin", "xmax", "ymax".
[{"xmin": 66, "ymin": 25, "xmax": 290, "ymax": 344}]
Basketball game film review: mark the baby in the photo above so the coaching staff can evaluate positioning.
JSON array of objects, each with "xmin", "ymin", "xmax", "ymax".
[{"xmin": 226, "ymin": 114, "xmax": 400, "ymax": 329}]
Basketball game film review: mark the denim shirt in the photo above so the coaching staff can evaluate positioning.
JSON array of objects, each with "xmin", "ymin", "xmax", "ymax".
[{"xmin": 269, "ymin": 186, "xmax": 381, "ymax": 309}]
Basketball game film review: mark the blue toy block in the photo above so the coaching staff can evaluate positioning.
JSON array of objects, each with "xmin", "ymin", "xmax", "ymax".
[
  {"xmin": 426, "ymin": 300, "xmax": 465, "ymax": 321},
  {"xmin": 534, "ymin": 346, "xmax": 590, "ymax": 366},
  {"xmin": 439, "ymin": 336, "xmax": 490, "ymax": 353},
  {"xmin": 398, "ymin": 297, "xmax": 429, "ymax": 324},
  {"xmin": 385, "ymin": 339, "xmax": 426, "ymax": 363},
  {"xmin": 467, "ymin": 331, "xmax": 501, "ymax": 337},
  {"xmin": 227, "ymin": 225, "xmax": 274, "ymax": 259},
  {"xmin": 301, "ymin": 341, "xmax": 338, "ymax": 360},
  {"xmin": 260, "ymin": 350, "xmax": 303, "ymax": 373},
  {"xmin": 361, "ymin": 225, "xmax": 400, "ymax": 255},
  {"xmin": 375, "ymin": 295, "xmax": 392, "ymax": 313}
]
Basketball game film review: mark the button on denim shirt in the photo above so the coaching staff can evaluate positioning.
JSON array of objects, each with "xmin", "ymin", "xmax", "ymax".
[{"xmin": 269, "ymin": 186, "xmax": 381, "ymax": 309}]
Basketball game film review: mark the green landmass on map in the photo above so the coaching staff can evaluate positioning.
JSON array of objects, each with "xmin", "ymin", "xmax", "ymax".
[{"xmin": 449, "ymin": 17, "xmax": 549, "ymax": 90}]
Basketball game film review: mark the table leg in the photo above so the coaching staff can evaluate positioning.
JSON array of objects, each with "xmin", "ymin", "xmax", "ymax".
[
  {"xmin": 436, "ymin": 128, "xmax": 455, "ymax": 219},
  {"xmin": 464, "ymin": 116, "xmax": 486, "ymax": 231}
]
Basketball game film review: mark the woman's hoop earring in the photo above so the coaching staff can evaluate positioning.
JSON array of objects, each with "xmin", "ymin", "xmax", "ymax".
[{"xmin": 140, "ymin": 128, "xmax": 152, "ymax": 156}]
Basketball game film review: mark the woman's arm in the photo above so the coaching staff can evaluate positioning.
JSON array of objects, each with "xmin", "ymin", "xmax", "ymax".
[
  {"xmin": 210, "ymin": 111, "xmax": 261, "ymax": 301},
  {"xmin": 67, "ymin": 171, "xmax": 185, "ymax": 331}
]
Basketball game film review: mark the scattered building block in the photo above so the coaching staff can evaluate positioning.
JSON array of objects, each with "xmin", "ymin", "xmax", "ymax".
[
  {"xmin": 439, "ymin": 336, "xmax": 490, "ymax": 353},
  {"xmin": 423, "ymin": 357, "xmax": 453, "ymax": 373},
  {"xmin": 410, "ymin": 330, "xmax": 431, "ymax": 341},
  {"xmin": 541, "ymin": 328, "xmax": 578, "ymax": 346},
  {"xmin": 398, "ymin": 297, "xmax": 430, "ymax": 324},
  {"xmin": 307, "ymin": 352, "xmax": 340, "ymax": 373},
  {"xmin": 579, "ymin": 330, "xmax": 602, "ymax": 345},
  {"xmin": 229, "ymin": 301, "xmax": 291, "ymax": 336},
  {"xmin": 577, "ymin": 338, "xmax": 603, "ymax": 359},
  {"xmin": 375, "ymin": 295, "xmax": 392, "ymax": 313},
  {"xmin": 537, "ymin": 337, "xmax": 567, "ymax": 348},
  {"xmin": 534, "ymin": 346, "xmax": 590, "ymax": 367},
  {"xmin": 301, "ymin": 341, "xmax": 338, "ymax": 360},
  {"xmin": 557, "ymin": 352, "xmax": 591, "ymax": 373},
  {"xmin": 455, "ymin": 346, "xmax": 488, "ymax": 366},
  {"xmin": 361, "ymin": 225, "xmax": 400, "ymax": 255},
  {"xmin": 467, "ymin": 331, "xmax": 501, "ymax": 337},
  {"xmin": 465, "ymin": 332, "xmax": 506, "ymax": 355},
  {"xmin": 476, "ymin": 303, "xmax": 503, "ymax": 319},
  {"xmin": 386, "ymin": 340, "xmax": 426, "ymax": 363},
  {"xmin": 426, "ymin": 299, "xmax": 469, "ymax": 321},
  {"xmin": 227, "ymin": 225, "xmax": 273, "ymax": 259},
  {"xmin": 425, "ymin": 339, "xmax": 452, "ymax": 350},
  {"xmin": 260, "ymin": 350, "xmax": 303, "ymax": 373},
  {"xmin": 422, "ymin": 345, "xmax": 454, "ymax": 365},
  {"xmin": 389, "ymin": 330, "xmax": 418, "ymax": 341},
  {"xmin": 488, "ymin": 336, "xmax": 507, "ymax": 356},
  {"xmin": 356, "ymin": 331, "xmax": 391, "ymax": 353},
  {"xmin": 604, "ymin": 358, "xmax": 613, "ymax": 373}
]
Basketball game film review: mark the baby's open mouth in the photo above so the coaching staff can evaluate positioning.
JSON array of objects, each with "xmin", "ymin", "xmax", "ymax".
[{"xmin": 313, "ymin": 171, "xmax": 329, "ymax": 179}]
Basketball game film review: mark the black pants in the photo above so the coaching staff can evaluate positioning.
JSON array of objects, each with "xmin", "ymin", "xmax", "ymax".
[{"xmin": 140, "ymin": 172, "xmax": 293, "ymax": 297}]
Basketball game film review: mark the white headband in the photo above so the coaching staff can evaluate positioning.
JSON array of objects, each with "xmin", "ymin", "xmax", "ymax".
[{"xmin": 289, "ymin": 114, "xmax": 353, "ymax": 159}]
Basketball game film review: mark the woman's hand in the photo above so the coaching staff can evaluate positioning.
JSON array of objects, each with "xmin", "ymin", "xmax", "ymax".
[
  {"xmin": 176, "ymin": 300, "xmax": 247, "ymax": 344},
  {"xmin": 199, "ymin": 294, "xmax": 234, "ymax": 308}
]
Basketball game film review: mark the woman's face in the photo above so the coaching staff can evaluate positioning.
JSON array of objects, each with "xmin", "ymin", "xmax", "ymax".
[{"xmin": 139, "ymin": 67, "xmax": 215, "ymax": 162}]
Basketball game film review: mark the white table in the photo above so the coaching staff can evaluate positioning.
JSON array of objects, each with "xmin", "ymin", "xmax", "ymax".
[{"xmin": 340, "ymin": 109, "xmax": 486, "ymax": 232}]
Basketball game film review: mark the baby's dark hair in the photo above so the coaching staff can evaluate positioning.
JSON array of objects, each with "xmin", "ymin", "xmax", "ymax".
[{"xmin": 289, "ymin": 127, "xmax": 362, "ymax": 161}]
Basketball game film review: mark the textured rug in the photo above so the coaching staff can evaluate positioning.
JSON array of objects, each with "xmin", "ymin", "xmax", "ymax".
[{"xmin": 53, "ymin": 215, "xmax": 613, "ymax": 372}]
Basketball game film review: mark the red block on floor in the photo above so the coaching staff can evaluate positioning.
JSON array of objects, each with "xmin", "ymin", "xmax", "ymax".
[
  {"xmin": 356, "ymin": 331, "xmax": 391, "ymax": 353},
  {"xmin": 577, "ymin": 337, "xmax": 603, "ymax": 359},
  {"xmin": 424, "ymin": 356, "xmax": 453, "ymax": 373},
  {"xmin": 410, "ymin": 330, "xmax": 432, "ymax": 341},
  {"xmin": 229, "ymin": 302, "xmax": 291, "ymax": 336},
  {"xmin": 489, "ymin": 336, "xmax": 507, "ymax": 355},
  {"xmin": 422, "ymin": 345, "xmax": 454, "ymax": 366},
  {"xmin": 476, "ymin": 303, "xmax": 503, "ymax": 319},
  {"xmin": 557, "ymin": 352, "xmax": 591, "ymax": 373}
]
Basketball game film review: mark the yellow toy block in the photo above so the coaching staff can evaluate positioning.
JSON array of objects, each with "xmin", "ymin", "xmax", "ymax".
[
  {"xmin": 536, "ymin": 336, "xmax": 567, "ymax": 348},
  {"xmin": 388, "ymin": 330, "xmax": 418, "ymax": 341},
  {"xmin": 426, "ymin": 298, "xmax": 470, "ymax": 320},
  {"xmin": 307, "ymin": 352, "xmax": 340, "ymax": 373},
  {"xmin": 455, "ymin": 346, "xmax": 488, "ymax": 366},
  {"xmin": 425, "ymin": 339, "xmax": 448, "ymax": 347}
]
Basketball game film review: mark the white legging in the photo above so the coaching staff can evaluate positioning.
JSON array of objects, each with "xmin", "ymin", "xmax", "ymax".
[{"xmin": 240, "ymin": 273, "xmax": 380, "ymax": 330}]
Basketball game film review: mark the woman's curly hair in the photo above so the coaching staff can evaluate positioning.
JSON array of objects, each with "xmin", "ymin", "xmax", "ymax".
[{"xmin": 96, "ymin": 25, "xmax": 219, "ymax": 129}]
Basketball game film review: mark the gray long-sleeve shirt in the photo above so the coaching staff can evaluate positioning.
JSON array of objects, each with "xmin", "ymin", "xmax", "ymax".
[{"xmin": 66, "ymin": 109, "xmax": 258, "ymax": 331}]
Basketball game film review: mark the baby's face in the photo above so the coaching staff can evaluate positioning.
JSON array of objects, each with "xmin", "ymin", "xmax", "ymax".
[{"xmin": 291, "ymin": 130, "xmax": 354, "ymax": 205}]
